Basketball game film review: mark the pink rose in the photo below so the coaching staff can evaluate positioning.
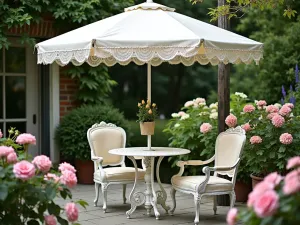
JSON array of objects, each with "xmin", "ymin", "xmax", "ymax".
[
  {"xmin": 250, "ymin": 136, "xmax": 262, "ymax": 144},
  {"xmin": 279, "ymin": 105, "xmax": 292, "ymax": 116},
  {"xmin": 241, "ymin": 123, "xmax": 251, "ymax": 132},
  {"xmin": 7, "ymin": 152, "xmax": 18, "ymax": 164},
  {"xmin": 65, "ymin": 203, "xmax": 79, "ymax": 222},
  {"xmin": 44, "ymin": 215, "xmax": 57, "ymax": 225},
  {"xmin": 226, "ymin": 208, "xmax": 238, "ymax": 225},
  {"xmin": 279, "ymin": 133, "xmax": 293, "ymax": 145},
  {"xmin": 60, "ymin": 170, "xmax": 77, "ymax": 188},
  {"xmin": 243, "ymin": 104, "xmax": 255, "ymax": 113},
  {"xmin": 284, "ymin": 103, "xmax": 294, "ymax": 109},
  {"xmin": 58, "ymin": 162, "xmax": 76, "ymax": 173},
  {"xmin": 0, "ymin": 146, "xmax": 15, "ymax": 158},
  {"xmin": 271, "ymin": 114, "xmax": 285, "ymax": 127},
  {"xmin": 200, "ymin": 123, "xmax": 212, "ymax": 134},
  {"xmin": 0, "ymin": 129, "xmax": 2, "ymax": 138},
  {"xmin": 225, "ymin": 114, "xmax": 237, "ymax": 128},
  {"xmin": 266, "ymin": 105, "xmax": 279, "ymax": 113},
  {"xmin": 44, "ymin": 173, "xmax": 60, "ymax": 183},
  {"xmin": 247, "ymin": 181, "xmax": 274, "ymax": 207},
  {"xmin": 267, "ymin": 113, "xmax": 278, "ymax": 120},
  {"xmin": 13, "ymin": 160, "xmax": 36, "ymax": 181},
  {"xmin": 283, "ymin": 169, "xmax": 300, "ymax": 195},
  {"xmin": 264, "ymin": 172, "xmax": 282, "ymax": 187},
  {"xmin": 287, "ymin": 156, "xmax": 300, "ymax": 170},
  {"xmin": 256, "ymin": 100, "xmax": 267, "ymax": 109},
  {"xmin": 184, "ymin": 101, "xmax": 194, "ymax": 107},
  {"xmin": 253, "ymin": 190, "xmax": 279, "ymax": 218},
  {"xmin": 32, "ymin": 155, "xmax": 52, "ymax": 173},
  {"xmin": 16, "ymin": 133, "xmax": 36, "ymax": 145}
]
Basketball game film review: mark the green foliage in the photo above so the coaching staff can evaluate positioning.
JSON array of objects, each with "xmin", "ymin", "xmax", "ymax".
[
  {"xmin": 55, "ymin": 104, "xmax": 130, "ymax": 160},
  {"xmin": 136, "ymin": 100, "xmax": 158, "ymax": 122}
]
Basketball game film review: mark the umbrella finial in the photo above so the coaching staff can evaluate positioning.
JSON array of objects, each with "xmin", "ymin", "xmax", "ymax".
[{"xmin": 146, "ymin": 0, "xmax": 153, "ymax": 3}]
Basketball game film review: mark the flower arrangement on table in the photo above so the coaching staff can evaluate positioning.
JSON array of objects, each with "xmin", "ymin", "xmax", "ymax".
[
  {"xmin": 0, "ymin": 128, "xmax": 88, "ymax": 225},
  {"xmin": 137, "ymin": 99, "xmax": 158, "ymax": 135},
  {"xmin": 227, "ymin": 156, "xmax": 300, "ymax": 225}
]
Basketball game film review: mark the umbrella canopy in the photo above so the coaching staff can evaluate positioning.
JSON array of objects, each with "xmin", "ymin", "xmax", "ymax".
[{"xmin": 36, "ymin": 0, "xmax": 263, "ymax": 67}]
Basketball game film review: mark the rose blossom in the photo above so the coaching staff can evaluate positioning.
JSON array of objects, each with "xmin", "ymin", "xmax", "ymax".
[
  {"xmin": 287, "ymin": 156, "xmax": 300, "ymax": 170},
  {"xmin": 253, "ymin": 190, "xmax": 279, "ymax": 218},
  {"xmin": 32, "ymin": 155, "xmax": 52, "ymax": 173},
  {"xmin": 65, "ymin": 203, "xmax": 79, "ymax": 222},
  {"xmin": 44, "ymin": 173, "xmax": 60, "ymax": 183},
  {"xmin": 200, "ymin": 123, "xmax": 212, "ymax": 134},
  {"xmin": 279, "ymin": 105, "xmax": 292, "ymax": 116},
  {"xmin": 7, "ymin": 152, "xmax": 18, "ymax": 164},
  {"xmin": 279, "ymin": 133, "xmax": 293, "ymax": 145},
  {"xmin": 195, "ymin": 97, "xmax": 206, "ymax": 104},
  {"xmin": 184, "ymin": 101, "xmax": 194, "ymax": 107},
  {"xmin": 60, "ymin": 170, "xmax": 77, "ymax": 188},
  {"xmin": 178, "ymin": 111, "xmax": 186, "ymax": 117},
  {"xmin": 58, "ymin": 162, "xmax": 76, "ymax": 173},
  {"xmin": 0, "ymin": 146, "xmax": 15, "ymax": 158},
  {"xmin": 0, "ymin": 129, "xmax": 2, "ymax": 138},
  {"xmin": 16, "ymin": 133, "xmax": 36, "ymax": 145},
  {"xmin": 264, "ymin": 172, "xmax": 282, "ymax": 187},
  {"xmin": 44, "ymin": 215, "xmax": 57, "ymax": 225},
  {"xmin": 226, "ymin": 208, "xmax": 238, "ymax": 225},
  {"xmin": 243, "ymin": 104, "xmax": 255, "ymax": 113},
  {"xmin": 250, "ymin": 136, "xmax": 262, "ymax": 144},
  {"xmin": 247, "ymin": 181, "xmax": 274, "ymax": 207},
  {"xmin": 271, "ymin": 114, "xmax": 285, "ymax": 127},
  {"xmin": 266, "ymin": 105, "xmax": 279, "ymax": 113},
  {"xmin": 283, "ymin": 169, "xmax": 300, "ymax": 195},
  {"xmin": 241, "ymin": 123, "xmax": 251, "ymax": 132},
  {"xmin": 13, "ymin": 160, "xmax": 36, "ymax": 181},
  {"xmin": 225, "ymin": 114, "xmax": 237, "ymax": 128},
  {"xmin": 256, "ymin": 100, "xmax": 267, "ymax": 109},
  {"xmin": 267, "ymin": 113, "xmax": 278, "ymax": 120},
  {"xmin": 284, "ymin": 103, "xmax": 294, "ymax": 109}
]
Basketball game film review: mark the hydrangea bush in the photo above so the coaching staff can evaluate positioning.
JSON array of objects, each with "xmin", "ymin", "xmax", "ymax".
[
  {"xmin": 227, "ymin": 156, "xmax": 300, "ymax": 225},
  {"xmin": 0, "ymin": 128, "xmax": 87, "ymax": 225}
]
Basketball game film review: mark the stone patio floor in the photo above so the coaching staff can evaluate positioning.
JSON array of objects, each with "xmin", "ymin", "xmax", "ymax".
[{"xmin": 58, "ymin": 183, "xmax": 245, "ymax": 225}]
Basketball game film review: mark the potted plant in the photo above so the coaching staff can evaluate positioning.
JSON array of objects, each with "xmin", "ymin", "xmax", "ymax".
[
  {"xmin": 55, "ymin": 104, "xmax": 130, "ymax": 184},
  {"xmin": 137, "ymin": 99, "xmax": 158, "ymax": 135}
]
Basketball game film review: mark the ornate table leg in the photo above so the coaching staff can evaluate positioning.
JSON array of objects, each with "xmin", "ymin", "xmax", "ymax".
[
  {"xmin": 126, "ymin": 156, "xmax": 146, "ymax": 218},
  {"xmin": 143, "ymin": 156, "xmax": 153, "ymax": 216},
  {"xmin": 150, "ymin": 157, "xmax": 161, "ymax": 220},
  {"xmin": 156, "ymin": 156, "xmax": 170, "ymax": 214}
]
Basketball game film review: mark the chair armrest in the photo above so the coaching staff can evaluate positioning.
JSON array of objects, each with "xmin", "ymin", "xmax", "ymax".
[
  {"xmin": 202, "ymin": 158, "xmax": 240, "ymax": 173},
  {"xmin": 91, "ymin": 156, "xmax": 103, "ymax": 163}
]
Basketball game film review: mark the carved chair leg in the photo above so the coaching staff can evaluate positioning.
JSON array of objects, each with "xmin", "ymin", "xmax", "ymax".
[
  {"xmin": 170, "ymin": 187, "xmax": 177, "ymax": 215},
  {"xmin": 194, "ymin": 194, "xmax": 202, "ymax": 225},
  {"xmin": 213, "ymin": 196, "xmax": 217, "ymax": 215},
  {"xmin": 101, "ymin": 184, "xmax": 108, "ymax": 213},
  {"xmin": 94, "ymin": 183, "xmax": 100, "ymax": 207},
  {"xmin": 123, "ymin": 184, "xmax": 127, "ymax": 204},
  {"xmin": 230, "ymin": 191, "xmax": 236, "ymax": 208}
]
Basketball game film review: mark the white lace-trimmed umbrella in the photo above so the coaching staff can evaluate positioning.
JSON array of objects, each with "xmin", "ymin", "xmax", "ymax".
[{"xmin": 36, "ymin": 0, "xmax": 263, "ymax": 149}]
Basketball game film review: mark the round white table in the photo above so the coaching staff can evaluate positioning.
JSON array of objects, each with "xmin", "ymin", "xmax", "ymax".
[{"xmin": 109, "ymin": 147, "xmax": 190, "ymax": 219}]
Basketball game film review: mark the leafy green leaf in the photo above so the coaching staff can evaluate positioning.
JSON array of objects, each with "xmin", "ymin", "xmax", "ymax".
[{"xmin": 0, "ymin": 184, "xmax": 8, "ymax": 201}]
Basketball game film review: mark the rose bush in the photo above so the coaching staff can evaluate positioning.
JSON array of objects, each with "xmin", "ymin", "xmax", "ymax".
[
  {"xmin": 227, "ymin": 156, "xmax": 300, "ymax": 225},
  {"xmin": 0, "ymin": 128, "xmax": 88, "ymax": 225}
]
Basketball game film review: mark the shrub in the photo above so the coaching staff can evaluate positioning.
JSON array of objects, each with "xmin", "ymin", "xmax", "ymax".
[{"xmin": 56, "ymin": 104, "xmax": 130, "ymax": 160}]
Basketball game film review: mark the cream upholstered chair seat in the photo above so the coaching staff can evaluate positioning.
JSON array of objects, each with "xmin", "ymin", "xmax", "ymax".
[
  {"xmin": 94, "ymin": 167, "xmax": 145, "ymax": 183},
  {"xmin": 171, "ymin": 176, "xmax": 233, "ymax": 193}
]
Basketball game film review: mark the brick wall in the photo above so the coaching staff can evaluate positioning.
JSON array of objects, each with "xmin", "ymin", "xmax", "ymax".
[{"xmin": 60, "ymin": 74, "xmax": 79, "ymax": 118}]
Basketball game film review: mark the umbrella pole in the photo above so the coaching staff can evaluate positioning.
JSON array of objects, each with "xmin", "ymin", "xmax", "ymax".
[{"xmin": 147, "ymin": 63, "xmax": 151, "ymax": 151}]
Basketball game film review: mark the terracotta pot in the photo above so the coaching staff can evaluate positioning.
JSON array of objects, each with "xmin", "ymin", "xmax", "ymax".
[
  {"xmin": 250, "ymin": 174, "xmax": 264, "ymax": 189},
  {"xmin": 75, "ymin": 159, "xmax": 94, "ymax": 184},
  {"xmin": 234, "ymin": 181, "xmax": 252, "ymax": 202},
  {"xmin": 140, "ymin": 122, "xmax": 155, "ymax": 135}
]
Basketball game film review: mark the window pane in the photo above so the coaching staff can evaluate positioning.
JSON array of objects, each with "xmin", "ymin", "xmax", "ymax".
[
  {"xmin": 5, "ymin": 47, "xmax": 26, "ymax": 73},
  {"xmin": 0, "ymin": 76, "xmax": 2, "ymax": 118},
  {"xmin": 6, "ymin": 122, "xmax": 26, "ymax": 136},
  {"xmin": 5, "ymin": 76, "xmax": 26, "ymax": 119}
]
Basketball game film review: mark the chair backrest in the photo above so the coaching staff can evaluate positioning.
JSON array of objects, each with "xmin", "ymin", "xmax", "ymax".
[
  {"xmin": 87, "ymin": 121, "xmax": 126, "ymax": 166},
  {"xmin": 214, "ymin": 126, "xmax": 246, "ymax": 183}
]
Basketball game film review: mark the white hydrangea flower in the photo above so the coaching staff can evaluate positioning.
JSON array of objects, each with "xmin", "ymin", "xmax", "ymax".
[
  {"xmin": 180, "ymin": 114, "xmax": 190, "ymax": 120},
  {"xmin": 235, "ymin": 92, "xmax": 248, "ymax": 99},
  {"xmin": 209, "ymin": 112, "xmax": 218, "ymax": 119},
  {"xmin": 211, "ymin": 109, "xmax": 217, "ymax": 113},
  {"xmin": 274, "ymin": 103, "xmax": 282, "ymax": 109},
  {"xmin": 199, "ymin": 112, "xmax": 209, "ymax": 116},
  {"xmin": 230, "ymin": 109, "xmax": 234, "ymax": 113},
  {"xmin": 199, "ymin": 103, "xmax": 206, "ymax": 107},
  {"xmin": 203, "ymin": 106, "xmax": 209, "ymax": 110},
  {"xmin": 174, "ymin": 123, "xmax": 180, "ymax": 128},
  {"xmin": 171, "ymin": 113, "xmax": 180, "ymax": 118},
  {"xmin": 209, "ymin": 103, "xmax": 218, "ymax": 109},
  {"xmin": 290, "ymin": 113, "xmax": 294, "ymax": 118}
]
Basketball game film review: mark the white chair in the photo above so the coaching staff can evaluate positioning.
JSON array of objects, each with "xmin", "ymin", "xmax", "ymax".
[
  {"xmin": 170, "ymin": 126, "xmax": 246, "ymax": 225},
  {"xmin": 87, "ymin": 121, "xmax": 146, "ymax": 212}
]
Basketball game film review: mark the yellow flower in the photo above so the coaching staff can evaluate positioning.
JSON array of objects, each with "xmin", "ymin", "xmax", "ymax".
[
  {"xmin": 152, "ymin": 103, "xmax": 156, "ymax": 107},
  {"xmin": 138, "ymin": 103, "xmax": 141, "ymax": 107},
  {"xmin": 146, "ymin": 104, "xmax": 150, "ymax": 109},
  {"xmin": 148, "ymin": 109, "xmax": 152, "ymax": 114},
  {"xmin": 141, "ymin": 100, "xmax": 145, "ymax": 104},
  {"xmin": 147, "ymin": 100, "xmax": 151, "ymax": 104}
]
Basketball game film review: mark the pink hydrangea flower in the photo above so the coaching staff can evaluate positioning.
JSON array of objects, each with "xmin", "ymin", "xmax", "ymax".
[
  {"xmin": 60, "ymin": 170, "xmax": 77, "ymax": 188},
  {"xmin": 13, "ymin": 160, "xmax": 36, "ymax": 181},
  {"xmin": 247, "ymin": 181, "xmax": 274, "ymax": 207},
  {"xmin": 243, "ymin": 104, "xmax": 255, "ymax": 113},
  {"xmin": 44, "ymin": 173, "xmax": 60, "ymax": 183},
  {"xmin": 7, "ymin": 152, "xmax": 18, "ymax": 164},
  {"xmin": 256, "ymin": 100, "xmax": 267, "ymax": 109},
  {"xmin": 178, "ymin": 111, "xmax": 186, "ymax": 117},
  {"xmin": 250, "ymin": 136, "xmax": 262, "ymax": 144},
  {"xmin": 225, "ymin": 114, "xmax": 237, "ymax": 128},
  {"xmin": 58, "ymin": 162, "xmax": 76, "ymax": 173},
  {"xmin": 226, "ymin": 208, "xmax": 238, "ymax": 225},
  {"xmin": 283, "ymin": 169, "xmax": 300, "ymax": 195},
  {"xmin": 264, "ymin": 172, "xmax": 282, "ymax": 187},
  {"xmin": 241, "ymin": 123, "xmax": 251, "ymax": 132},
  {"xmin": 0, "ymin": 146, "xmax": 15, "ymax": 158},
  {"xmin": 267, "ymin": 113, "xmax": 278, "ymax": 120},
  {"xmin": 195, "ymin": 98, "xmax": 206, "ymax": 104},
  {"xmin": 65, "ymin": 203, "xmax": 79, "ymax": 222},
  {"xmin": 271, "ymin": 114, "xmax": 285, "ymax": 127},
  {"xmin": 44, "ymin": 215, "xmax": 57, "ymax": 225},
  {"xmin": 253, "ymin": 190, "xmax": 279, "ymax": 218},
  {"xmin": 16, "ymin": 133, "xmax": 36, "ymax": 145},
  {"xmin": 287, "ymin": 156, "xmax": 300, "ymax": 170},
  {"xmin": 279, "ymin": 133, "xmax": 293, "ymax": 145},
  {"xmin": 279, "ymin": 105, "xmax": 292, "ymax": 116},
  {"xmin": 32, "ymin": 155, "xmax": 52, "ymax": 173},
  {"xmin": 284, "ymin": 103, "xmax": 294, "ymax": 109},
  {"xmin": 266, "ymin": 105, "xmax": 279, "ymax": 113},
  {"xmin": 0, "ymin": 129, "xmax": 2, "ymax": 138},
  {"xmin": 200, "ymin": 123, "xmax": 212, "ymax": 134},
  {"xmin": 184, "ymin": 101, "xmax": 194, "ymax": 107}
]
